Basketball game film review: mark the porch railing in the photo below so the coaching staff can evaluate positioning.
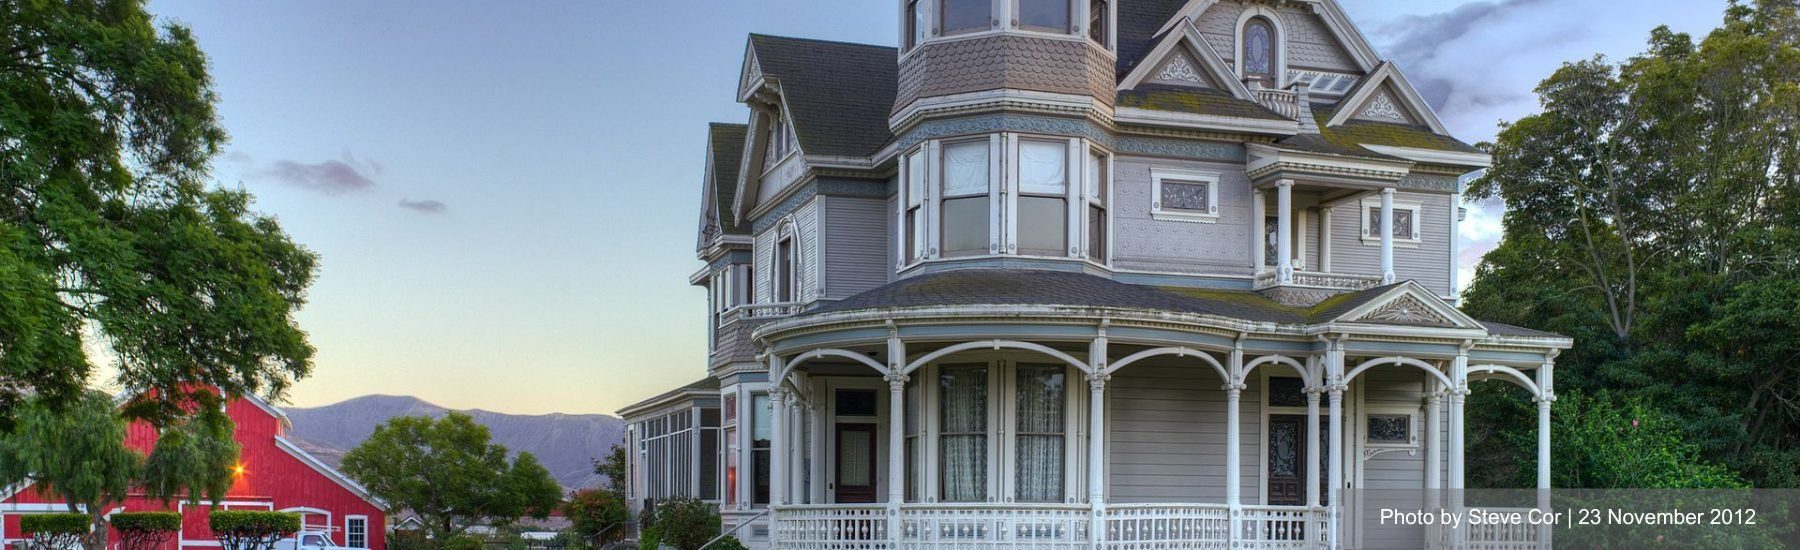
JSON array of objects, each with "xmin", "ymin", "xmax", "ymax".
[
  {"xmin": 899, "ymin": 503, "xmax": 1091, "ymax": 549},
  {"xmin": 1102, "ymin": 503, "xmax": 1229, "ymax": 549},
  {"xmin": 1461, "ymin": 507, "xmax": 1541, "ymax": 549},
  {"xmin": 775, "ymin": 503, "xmax": 1330, "ymax": 549},
  {"xmin": 1253, "ymin": 88, "xmax": 1301, "ymax": 119},
  {"xmin": 1253, "ymin": 270, "xmax": 1385, "ymax": 291}
]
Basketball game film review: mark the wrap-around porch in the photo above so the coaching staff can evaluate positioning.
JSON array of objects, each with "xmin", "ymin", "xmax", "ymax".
[{"xmin": 749, "ymin": 290, "xmax": 1566, "ymax": 549}]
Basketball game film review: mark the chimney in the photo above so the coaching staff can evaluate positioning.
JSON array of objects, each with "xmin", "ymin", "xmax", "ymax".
[{"xmin": 1294, "ymin": 80, "xmax": 1320, "ymax": 134}]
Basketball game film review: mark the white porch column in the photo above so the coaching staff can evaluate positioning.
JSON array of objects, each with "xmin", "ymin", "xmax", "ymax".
[
  {"xmin": 1425, "ymin": 382, "xmax": 1443, "ymax": 493},
  {"xmin": 810, "ymin": 402, "xmax": 827, "ymax": 504},
  {"xmin": 1380, "ymin": 188, "xmax": 1396, "ymax": 284},
  {"xmin": 1277, "ymin": 180, "xmax": 1295, "ymax": 284},
  {"xmin": 1252, "ymin": 188, "xmax": 1267, "ymax": 270},
  {"xmin": 789, "ymin": 398, "xmax": 805, "ymax": 503},
  {"xmin": 1325, "ymin": 340, "xmax": 1346, "ymax": 550},
  {"xmin": 1088, "ymin": 331, "xmax": 1109, "ymax": 548},
  {"xmin": 886, "ymin": 333, "xmax": 907, "ymax": 543},
  {"xmin": 1306, "ymin": 382, "xmax": 1322, "ymax": 508},
  {"xmin": 769, "ymin": 387, "xmax": 788, "ymax": 507},
  {"xmin": 1448, "ymin": 350, "xmax": 1468, "ymax": 492},
  {"xmin": 1320, "ymin": 206, "xmax": 1334, "ymax": 273}
]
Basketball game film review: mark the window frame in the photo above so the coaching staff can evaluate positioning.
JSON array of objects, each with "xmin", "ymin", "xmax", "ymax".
[
  {"xmin": 937, "ymin": 138, "xmax": 994, "ymax": 257},
  {"xmin": 344, "ymin": 516, "xmax": 368, "ymax": 549},
  {"xmin": 1082, "ymin": 147, "xmax": 1110, "ymax": 265},
  {"xmin": 774, "ymin": 228, "xmax": 797, "ymax": 302},
  {"xmin": 1014, "ymin": 0, "xmax": 1074, "ymax": 34},
  {"xmin": 1086, "ymin": 0, "xmax": 1111, "ymax": 48},
  {"xmin": 911, "ymin": 359, "xmax": 1080, "ymax": 504},
  {"xmin": 1233, "ymin": 7, "xmax": 1287, "ymax": 88},
  {"xmin": 1359, "ymin": 198, "xmax": 1424, "ymax": 245},
  {"xmin": 938, "ymin": 0, "xmax": 994, "ymax": 37},
  {"xmin": 903, "ymin": 149, "xmax": 928, "ymax": 265},
  {"xmin": 1361, "ymin": 406, "xmax": 1420, "ymax": 449},
  {"xmin": 1012, "ymin": 136, "xmax": 1073, "ymax": 257},
  {"xmin": 1150, "ymin": 168, "xmax": 1222, "ymax": 223}
]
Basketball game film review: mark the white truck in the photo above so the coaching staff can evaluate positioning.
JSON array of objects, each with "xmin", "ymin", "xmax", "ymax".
[{"xmin": 271, "ymin": 530, "xmax": 339, "ymax": 550}]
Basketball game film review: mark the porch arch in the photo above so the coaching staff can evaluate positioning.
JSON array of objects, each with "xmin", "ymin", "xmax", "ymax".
[
  {"xmin": 774, "ymin": 347, "xmax": 890, "ymax": 388},
  {"xmin": 1466, "ymin": 363, "xmax": 1543, "ymax": 398},
  {"xmin": 1241, "ymin": 354, "xmax": 1313, "ymax": 385},
  {"xmin": 1345, "ymin": 356, "xmax": 1453, "ymax": 389},
  {"xmin": 1103, "ymin": 346, "xmax": 1228, "ymax": 381},
  {"xmin": 901, "ymin": 339, "xmax": 1089, "ymax": 375}
]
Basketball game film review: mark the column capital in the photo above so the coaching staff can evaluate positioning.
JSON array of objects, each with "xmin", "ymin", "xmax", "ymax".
[
  {"xmin": 1276, "ymin": 178, "xmax": 1295, "ymax": 188},
  {"xmin": 768, "ymin": 387, "xmax": 788, "ymax": 403},
  {"xmin": 1535, "ymin": 392, "xmax": 1557, "ymax": 405},
  {"xmin": 884, "ymin": 372, "xmax": 909, "ymax": 387},
  {"xmin": 1086, "ymin": 371, "xmax": 1111, "ymax": 387},
  {"xmin": 1425, "ymin": 390, "xmax": 1444, "ymax": 405},
  {"xmin": 1381, "ymin": 187, "xmax": 1396, "ymax": 196},
  {"xmin": 1222, "ymin": 382, "xmax": 1248, "ymax": 395}
]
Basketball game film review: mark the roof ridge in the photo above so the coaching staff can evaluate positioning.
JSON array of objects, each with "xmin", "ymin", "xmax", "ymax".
[
  {"xmin": 749, "ymin": 33, "xmax": 897, "ymax": 52},
  {"xmin": 709, "ymin": 122, "xmax": 748, "ymax": 130}
]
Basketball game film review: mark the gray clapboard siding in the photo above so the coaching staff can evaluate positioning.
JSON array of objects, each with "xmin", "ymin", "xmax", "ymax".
[
  {"xmin": 795, "ymin": 199, "xmax": 821, "ymax": 301},
  {"xmin": 820, "ymin": 195, "xmax": 892, "ymax": 300},
  {"xmin": 1108, "ymin": 360, "xmax": 1260, "ymax": 503},
  {"xmin": 1110, "ymin": 156, "xmax": 1258, "ymax": 276},
  {"xmin": 1325, "ymin": 191, "xmax": 1453, "ymax": 295},
  {"xmin": 1357, "ymin": 368, "xmax": 1430, "ymax": 549}
]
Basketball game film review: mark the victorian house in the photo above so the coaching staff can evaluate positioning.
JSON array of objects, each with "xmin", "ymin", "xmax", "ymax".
[{"xmin": 619, "ymin": 1, "xmax": 1568, "ymax": 548}]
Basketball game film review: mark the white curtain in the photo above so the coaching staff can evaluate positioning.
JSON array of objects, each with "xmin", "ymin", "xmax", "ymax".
[
  {"xmin": 939, "ymin": 365, "xmax": 988, "ymax": 501},
  {"xmin": 1015, "ymin": 365, "xmax": 1065, "ymax": 502},
  {"xmin": 943, "ymin": 141, "xmax": 990, "ymax": 197},
  {"xmin": 1019, "ymin": 140, "xmax": 1068, "ymax": 195}
]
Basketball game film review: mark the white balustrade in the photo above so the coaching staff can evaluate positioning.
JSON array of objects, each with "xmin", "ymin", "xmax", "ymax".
[
  {"xmin": 774, "ymin": 502, "xmax": 1331, "ymax": 549},
  {"xmin": 1254, "ymin": 270, "xmax": 1386, "ymax": 291},
  {"xmin": 772, "ymin": 504, "xmax": 893, "ymax": 550},
  {"xmin": 1254, "ymin": 89, "xmax": 1301, "ymax": 119},
  {"xmin": 1103, "ymin": 503, "xmax": 1230, "ymax": 549},
  {"xmin": 1463, "ymin": 507, "xmax": 1541, "ymax": 549}
]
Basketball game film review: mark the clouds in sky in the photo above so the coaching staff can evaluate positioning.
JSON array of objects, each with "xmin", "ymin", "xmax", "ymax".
[
  {"xmin": 250, "ymin": 151, "xmax": 447, "ymax": 214},
  {"xmin": 1357, "ymin": 0, "xmax": 1725, "ymax": 291}
]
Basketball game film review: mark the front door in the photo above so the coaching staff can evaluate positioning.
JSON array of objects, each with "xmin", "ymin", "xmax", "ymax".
[
  {"xmin": 835, "ymin": 424, "xmax": 878, "ymax": 503},
  {"xmin": 1267, "ymin": 414, "xmax": 1308, "ymax": 505}
]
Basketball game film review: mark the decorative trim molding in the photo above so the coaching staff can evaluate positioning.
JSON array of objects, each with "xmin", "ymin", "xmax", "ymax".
[{"xmin": 1355, "ymin": 295, "xmax": 1454, "ymax": 327}]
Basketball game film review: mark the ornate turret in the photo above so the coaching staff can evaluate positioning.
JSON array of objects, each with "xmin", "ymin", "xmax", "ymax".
[{"xmin": 891, "ymin": 0, "xmax": 1117, "ymax": 131}]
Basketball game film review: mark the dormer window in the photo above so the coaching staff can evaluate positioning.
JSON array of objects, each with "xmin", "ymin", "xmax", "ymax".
[
  {"xmin": 1016, "ymin": 0, "xmax": 1070, "ymax": 33},
  {"xmin": 940, "ymin": 0, "xmax": 991, "ymax": 36},
  {"xmin": 1243, "ymin": 17, "xmax": 1277, "ymax": 87},
  {"xmin": 764, "ymin": 111, "xmax": 797, "ymax": 167}
]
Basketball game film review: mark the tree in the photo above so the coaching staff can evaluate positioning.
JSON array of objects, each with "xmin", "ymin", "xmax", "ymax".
[
  {"xmin": 140, "ymin": 405, "xmax": 241, "ymax": 504},
  {"xmin": 340, "ymin": 413, "xmax": 563, "ymax": 540},
  {"xmin": 1464, "ymin": 0, "xmax": 1800, "ymax": 487},
  {"xmin": 564, "ymin": 487, "xmax": 628, "ymax": 545},
  {"xmin": 208, "ymin": 511, "xmax": 300, "ymax": 550},
  {"xmin": 593, "ymin": 444, "xmax": 627, "ymax": 499},
  {"xmin": 0, "ymin": 392, "xmax": 142, "ymax": 550},
  {"xmin": 1, "ymin": 0, "xmax": 319, "ymax": 430},
  {"xmin": 20, "ymin": 513, "xmax": 90, "ymax": 550}
]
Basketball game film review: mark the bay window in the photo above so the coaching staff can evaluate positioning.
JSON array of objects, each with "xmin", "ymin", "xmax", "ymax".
[
  {"xmin": 907, "ymin": 361, "xmax": 1077, "ymax": 503},
  {"xmin": 1016, "ymin": 0, "xmax": 1071, "ymax": 33},
  {"xmin": 1084, "ymin": 148, "xmax": 1108, "ymax": 262},
  {"xmin": 940, "ymin": 140, "xmax": 992, "ymax": 256},
  {"xmin": 1016, "ymin": 138, "xmax": 1068, "ymax": 256},
  {"xmin": 939, "ymin": 0, "xmax": 991, "ymax": 35}
]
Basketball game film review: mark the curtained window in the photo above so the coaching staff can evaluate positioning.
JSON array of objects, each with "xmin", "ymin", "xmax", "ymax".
[
  {"xmin": 1014, "ymin": 364, "xmax": 1065, "ymax": 502},
  {"xmin": 1017, "ymin": 139, "xmax": 1068, "ymax": 256},
  {"xmin": 940, "ymin": 140, "xmax": 991, "ymax": 256},
  {"xmin": 751, "ymin": 393, "xmax": 771, "ymax": 505},
  {"xmin": 939, "ymin": 365, "xmax": 989, "ymax": 501},
  {"xmin": 1084, "ymin": 149, "xmax": 1108, "ymax": 262}
]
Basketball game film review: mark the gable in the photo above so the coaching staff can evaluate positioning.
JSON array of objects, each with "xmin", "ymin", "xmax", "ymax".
[
  {"xmin": 1318, "ymin": 281, "xmax": 1484, "ymax": 330},
  {"xmin": 1351, "ymin": 85, "xmax": 1417, "ymax": 125},
  {"xmin": 1160, "ymin": 0, "xmax": 1377, "ymax": 74},
  {"xmin": 1119, "ymin": 20, "xmax": 1253, "ymax": 101},
  {"xmin": 1325, "ymin": 61, "xmax": 1449, "ymax": 135},
  {"xmin": 1149, "ymin": 48, "xmax": 1217, "ymax": 88}
]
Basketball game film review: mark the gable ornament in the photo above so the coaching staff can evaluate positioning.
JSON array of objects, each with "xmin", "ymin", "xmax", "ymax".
[
  {"xmin": 1360, "ymin": 93, "xmax": 1407, "ymax": 123},
  {"xmin": 1356, "ymin": 294, "xmax": 1454, "ymax": 327},
  {"xmin": 1156, "ymin": 55, "xmax": 1205, "ymax": 85}
]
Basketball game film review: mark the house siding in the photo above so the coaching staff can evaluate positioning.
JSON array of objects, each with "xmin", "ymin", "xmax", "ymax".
[
  {"xmin": 820, "ymin": 195, "xmax": 892, "ymax": 300},
  {"xmin": 1324, "ymin": 191, "xmax": 1453, "ymax": 296},
  {"xmin": 1109, "ymin": 156, "xmax": 1257, "ymax": 276},
  {"xmin": 1107, "ymin": 360, "xmax": 1259, "ymax": 503},
  {"xmin": 1356, "ymin": 368, "xmax": 1431, "ymax": 548}
]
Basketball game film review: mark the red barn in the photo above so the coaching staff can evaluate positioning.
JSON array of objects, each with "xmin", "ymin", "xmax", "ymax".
[{"xmin": 0, "ymin": 395, "xmax": 386, "ymax": 550}]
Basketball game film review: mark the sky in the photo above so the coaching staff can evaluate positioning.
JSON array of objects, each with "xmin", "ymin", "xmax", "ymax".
[{"xmin": 136, "ymin": 0, "xmax": 1726, "ymax": 416}]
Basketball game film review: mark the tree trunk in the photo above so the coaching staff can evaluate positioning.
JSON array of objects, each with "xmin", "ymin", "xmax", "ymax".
[{"xmin": 88, "ymin": 511, "xmax": 109, "ymax": 550}]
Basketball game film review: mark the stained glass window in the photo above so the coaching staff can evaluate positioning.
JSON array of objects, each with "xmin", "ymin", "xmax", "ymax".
[
  {"xmin": 1243, "ymin": 19, "xmax": 1274, "ymax": 76},
  {"xmin": 1268, "ymin": 377, "xmax": 1305, "ymax": 407},
  {"xmin": 1160, "ymin": 181, "xmax": 1210, "ymax": 211},
  {"xmin": 1368, "ymin": 414, "xmax": 1411, "ymax": 444}
]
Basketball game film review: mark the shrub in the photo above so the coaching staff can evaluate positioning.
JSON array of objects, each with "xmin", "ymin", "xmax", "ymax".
[
  {"xmin": 387, "ymin": 530, "xmax": 431, "ymax": 550},
  {"xmin": 114, "ymin": 512, "xmax": 182, "ymax": 550},
  {"xmin": 20, "ymin": 513, "xmax": 88, "ymax": 550},
  {"xmin": 649, "ymin": 498, "xmax": 719, "ymax": 550},
  {"xmin": 707, "ymin": 535, "xmax": 748, "ymax": 550},
  {"xmin": 209, "ymin": 511, "xmax": 301, "ymax": 550},
  {"xmin": 441, "ymin": 535, "xmax": 484, "ymax": 550},
  {"xmin": 636, "ymin": 527, "xmax": 661, "ymax": 550}
]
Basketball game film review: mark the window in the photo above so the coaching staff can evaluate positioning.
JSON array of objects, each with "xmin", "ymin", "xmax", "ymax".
[
  {"xmin": 1150, "ymin": 168, "xmax": 1220, "ymax": 223},
  {"xmin": 751, "ymin": 393, "xmax": 772, "ymax": 505},
  {"xmin": 836, "ymin": 389, "xmax": 878, "ymax": 416},
  {"xmin": 700, "ymin": 408, "xmax": 720, "ymax": 501},
  {"xmin": 1365, "ymin": 413, "xmax": 1415, "ymax": 446},
  {"xmin": 1084, "ymin": 149, "xmax": 1107, "ymax": 262},
  {"xmin": 723, "ymin": 393, "xmax": 738, "ymax": 505},
  {"xmin": 765, "ymin": 112, "xmax": 797, "ymax": 166},
  {"xmin": 1361, "ymin": 199, "xmax": 1422, "ymax": 244},
  {"xmin": 905, "ymin": 150, "xmax": 927, "ymax": 262},
  {"xmin": 1015, "ymin": 364, "xmax": 1065, "ymax": 502},
  {"xmin": 1016, "ymin": 139, "xmax": 1068, "ymax": 256},
  {"xmin": 904, "ymin": 375, "xmax": 922, "ymax": 502},
  {"xmin": 345, "ymin": 517, "xmax": 367, "ymax": 549},
  {"xmin": 1017, "ymin": 0, "xmax": 1070, "ymax": 32},
  {"xmin": 905, "ymin": 0, "xmax": 927, "ymax": 50},
  {"xmin": 939, "ymin": 0, "xmax": 991, "ymax": 35},
  {"xmin": 775, "ymin": 236, "xmax": 795, "ymax": 302},
  {"xmin": 1087, "ymin": 0, "xmax": 1109, "ymax": 45},
  {"xmin": 1242, "ymin": 17, "xmax": 1277, "ymax": 86},
  {"xmin": 939, "ymin": 364, "xmax": 988, "ymax": 501},
  {"xmin": 940, "ymin": 140, "xmax": 991, "ymax": 256}
]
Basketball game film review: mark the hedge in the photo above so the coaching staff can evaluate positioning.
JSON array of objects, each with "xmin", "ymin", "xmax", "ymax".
[
  {"xmin": 112, "ymin": 512, "xmax": 182, "ymax": 533},
  {"xmin": 20, "ymin": 513, "xmax": 89, "ymax": 534},
  {"xmin": 441, "ymin": 536, "xmax": 484, "ymax": 550},
  {"xmin": 208, "ymin": 511, "xmax": 302, "ymax": 535}
]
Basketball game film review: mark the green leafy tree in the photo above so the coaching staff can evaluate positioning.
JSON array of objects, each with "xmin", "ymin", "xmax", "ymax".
[
  {"xmin": 1, "ymin": 0, "xmax": 319, "ymax": 429},
  {"xmin": 0, "ymin": 392, "xmax": 142, "ymax": 550},
  {"xmin": 140, "ymin": 405, "xmax": 241, "ymax": 504},
  {"xmin": 208, "ymin": 511, "xmax": 300, "ymax": 550},
  {"xmin": 340, "ymin": 413, "xmax": 563, "ymax": 540},
  {"xmin": 564, "ymin": 487, "xmax": 628, "ymax": 545},
  {"xmin": 593, "ymin": 444, "xmax": 627, "ymax": 498},
  {"xmin": 1464, "ymin": 0, "xmax": 1800, "ymax": 487}
]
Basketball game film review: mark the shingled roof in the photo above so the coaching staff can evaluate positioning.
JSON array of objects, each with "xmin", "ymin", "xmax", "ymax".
[
  {"xmin": 707, "ymin": 123, "xmax": 749, "ymax": 235},
  {"xmin": 1118, "ymin": 85, "xmax": 1291, "ymax": 121},
  {"xmin": 802, "ymin": 269, "xmax": 1557, "ymax": 339},
  {"xmin": 1115, "ymin": 0, "xmax": 1190, "ymax": 77},
  {"xmin": 747, "ymin": 34, "xmax": 897, "ymax": 158}
]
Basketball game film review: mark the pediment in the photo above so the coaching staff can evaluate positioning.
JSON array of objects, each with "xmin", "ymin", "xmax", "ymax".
[
  {"xmin": 1329, "ymin": 281, "xmax": 1483, "ymax": 330},
  {"xmin": 1120, "ymin": 18, "xmax": 1253, "ymax": 101},
  {"xmin": 1150, "ymin": 48, "xmax": 1218, "ymax": 89},
  {"xmin": 1351, "ymin": 85, "xmax": 1418, "ymax": 125},
  {"xmin": 1325, "ymin": 61, "xmax": 1449, "ymax": 134}
]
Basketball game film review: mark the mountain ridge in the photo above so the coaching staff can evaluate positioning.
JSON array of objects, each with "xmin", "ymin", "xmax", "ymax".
[{"xmin": 283, "ymin": 395, "xmax": 625, "ymax": 491}]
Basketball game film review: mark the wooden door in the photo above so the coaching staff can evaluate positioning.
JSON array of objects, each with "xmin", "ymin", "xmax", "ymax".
[
  {"xmin": 835, "ymin": 424, "xmax": 878, "ymax": 503},
  {"xmin": 1267, "ymin": 414, "xmax": 1307, "ymax": 505}
]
